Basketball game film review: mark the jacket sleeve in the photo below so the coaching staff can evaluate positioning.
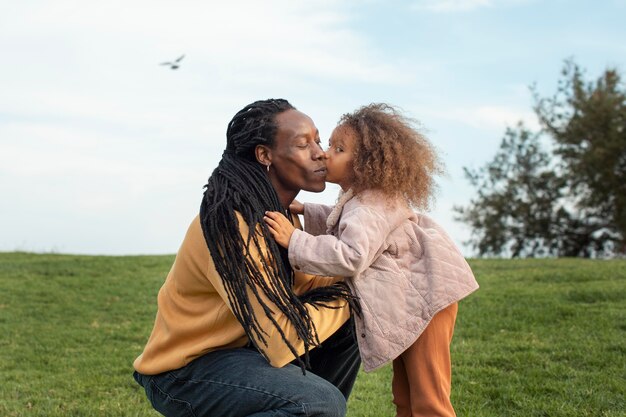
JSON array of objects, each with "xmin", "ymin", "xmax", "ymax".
[
  {"xmin": 288, "ymin": 206, "xmax": 390, "ymax": 278},
  {"xmin": 302, "ymin": 203, "xmax": 333, "ymax": 236},
  {"xmin": 290, "ymin": 212, "xmax": 342, "ymax": 293},
  {"xmin": 208, "ymin": 214, "xmax": 350, "ymax": 368}
]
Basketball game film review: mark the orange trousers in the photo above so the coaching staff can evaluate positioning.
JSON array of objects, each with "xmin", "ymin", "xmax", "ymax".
[{"xmin": 391, "ymin": 302, "xmax": 458, "ymax": 417}]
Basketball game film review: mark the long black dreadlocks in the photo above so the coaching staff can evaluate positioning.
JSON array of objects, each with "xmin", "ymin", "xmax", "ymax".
[{"xmin": 200, "ymin": 99, "xmax": 358, "ymax": 373}]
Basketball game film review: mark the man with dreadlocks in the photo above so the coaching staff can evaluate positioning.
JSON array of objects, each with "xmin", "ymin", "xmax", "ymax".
[{"xmin": 133, "ymin": 99, "xmax": 361, "ymax": 417}]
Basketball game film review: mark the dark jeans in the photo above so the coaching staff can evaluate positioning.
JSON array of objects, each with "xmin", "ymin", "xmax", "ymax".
[{"xmin": 133, "ymin": 320, "xmax": 361, "ymax": 417}]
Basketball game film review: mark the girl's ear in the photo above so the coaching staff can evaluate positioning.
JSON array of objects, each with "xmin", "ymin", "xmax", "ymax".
[{"xmin": 255, "ymin": 144, "xmax": 272, "ymax": 166}]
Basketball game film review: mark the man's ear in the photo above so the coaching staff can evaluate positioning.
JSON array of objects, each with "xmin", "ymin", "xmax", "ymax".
[{"xmin": 255, "ymin": 144, "xmax": 272, "ymax": 166}]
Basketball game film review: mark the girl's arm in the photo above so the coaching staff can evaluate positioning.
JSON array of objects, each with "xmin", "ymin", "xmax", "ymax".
[
  {"xmin": 211, "ymin": 213, "xmax": 350, "ymax": 368},
  {"xmin": 265, "ymin": 206, "xmax": 391, "ymax": 278},
  {"xmin": 302, "ymin": 203, "xmax": 333, "ymax": 236},
  {"xmin": 265, "ymin": 210, "xmax": 345, "ymax": 292}
]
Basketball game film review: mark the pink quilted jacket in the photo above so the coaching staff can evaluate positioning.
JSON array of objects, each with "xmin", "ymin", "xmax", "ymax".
[{"xmin": 288, "ymin": 189, "xmax": 479, "ymax": 372}]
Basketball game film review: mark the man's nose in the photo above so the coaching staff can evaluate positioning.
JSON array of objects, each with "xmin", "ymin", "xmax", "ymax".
[{"xmin": 313, "ymin": 145, "xmax": 327, "ymax": 160}]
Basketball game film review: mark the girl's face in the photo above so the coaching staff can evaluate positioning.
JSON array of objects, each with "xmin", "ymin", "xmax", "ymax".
[{"xmin": 325, "ymin": 124, "xmax": 356, "ymax": 191}]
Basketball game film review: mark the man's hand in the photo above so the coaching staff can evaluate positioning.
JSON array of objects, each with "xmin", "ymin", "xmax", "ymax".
[{"xmin": 264, "ymin": 211, "xmax": 296, "ymax": 248}]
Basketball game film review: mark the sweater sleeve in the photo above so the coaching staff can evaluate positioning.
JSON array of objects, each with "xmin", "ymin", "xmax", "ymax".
[
  {"xmin": 207, "ymin": 214, "xmax": 350, "ymax": 368},
  {"xmin": 288, "ymin": 206, "xmax": 391, "ymax": 278},
  {"xmin": 302, "ymin": 203, "xmax": 333, "ymax": 236}
]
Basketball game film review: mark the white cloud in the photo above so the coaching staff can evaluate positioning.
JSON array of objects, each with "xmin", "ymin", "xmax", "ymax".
[
  {"xmin": 425, "ymin": 104, "xmax": 540, "ymax": 132},
  {"xmin": 0, "ymin": 0, "xmax": 407, "ymax": 87},
  {"xmin": 0, "ymin": 0, "xmax": 411, "ymax": 150},
  {"xmin": 410, "ymin": 0, "xmax": 533, "ymax": 12},
  {"xmin": 461, "ymin": 105, "xmax": 540, "ymax": 130},
  {"xmin": 411, "ymin": 0, "xmax": 492, "ymax": 12}
]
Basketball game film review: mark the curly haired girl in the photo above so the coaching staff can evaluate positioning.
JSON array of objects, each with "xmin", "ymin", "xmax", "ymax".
[{"xmin": 265, "ymin": 103, "xmax": 479, "ymax": 417}]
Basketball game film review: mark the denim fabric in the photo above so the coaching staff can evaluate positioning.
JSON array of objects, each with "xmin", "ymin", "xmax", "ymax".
[{"xmin": 134, "ymin": 319, "xmax": 360, "ymax": 417}]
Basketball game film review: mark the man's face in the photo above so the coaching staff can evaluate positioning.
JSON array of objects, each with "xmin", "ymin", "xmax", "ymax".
[{"xmin": 268, "ymin": 109, "xmax": 327, "ymax": 198}]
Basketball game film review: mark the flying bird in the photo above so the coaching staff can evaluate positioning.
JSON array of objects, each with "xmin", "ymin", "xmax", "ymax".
[{"xmin": 160, "ymin": 54, "xmax": 185, "ymax": 70}]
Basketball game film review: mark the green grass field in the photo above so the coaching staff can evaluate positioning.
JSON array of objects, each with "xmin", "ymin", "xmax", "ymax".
[{"xmin": 1, "ymin": 253, "xmax": 624, "ymax": 416}]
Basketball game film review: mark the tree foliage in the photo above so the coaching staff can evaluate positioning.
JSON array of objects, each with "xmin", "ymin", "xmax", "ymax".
[{"xmin": 456, "ymin": 61, "xmax": 626, "ymax": 257}]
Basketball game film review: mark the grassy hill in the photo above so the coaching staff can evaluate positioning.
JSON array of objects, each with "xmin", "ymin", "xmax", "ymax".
[{"xmin": 0, "ymin": 253, "xmax": 624, "ymax": 416}]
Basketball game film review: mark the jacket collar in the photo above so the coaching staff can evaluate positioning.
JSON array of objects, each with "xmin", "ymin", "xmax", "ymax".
[{"xmin": 325, "ymin": 188, "xmax": 355, "ymax": 233}]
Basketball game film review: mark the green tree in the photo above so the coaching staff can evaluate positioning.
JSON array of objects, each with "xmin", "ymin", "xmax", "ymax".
[
  {"xmin": 534, "ymin": 61, "xmax": 626, "ymax": 253},
  {"xmin": 455, "ymin": 125, "xmax": 570, "ymax": 257},
  {"xmin": 456, "ymin": 61, "xmax": 626, "ymax": 257}
]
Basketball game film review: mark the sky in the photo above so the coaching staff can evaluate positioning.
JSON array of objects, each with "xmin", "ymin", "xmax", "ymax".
[{"xmin": 1, "ymin": 0, "xmax": 625, "ymax": 256}]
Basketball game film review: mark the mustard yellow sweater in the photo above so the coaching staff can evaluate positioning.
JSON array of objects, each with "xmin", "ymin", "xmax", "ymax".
[{"xmin": 133, "ymin": 214, "xmax": 350, "ymax": 375}]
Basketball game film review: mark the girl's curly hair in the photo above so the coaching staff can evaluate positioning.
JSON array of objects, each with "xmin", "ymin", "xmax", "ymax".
[{"xmin": 338, "ymin": 103, "xmax": 443, "ymax": 210}]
